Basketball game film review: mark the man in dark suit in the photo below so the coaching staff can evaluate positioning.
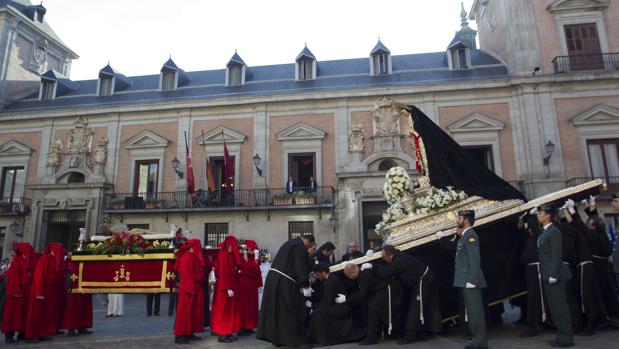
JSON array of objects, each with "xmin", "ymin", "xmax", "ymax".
[
  {"xmin": 308, "ymin": 176, "xmax": 317, "ymax": 192},
  {"xmin": 286, "ymin": 176, "xmax": 296, "ymax": 194},
  {"xmin": 536, "ymin": 203, "xmax": 574, "ymax": 348},
  {"xmin": 453, "ymin": 210, "xmax": 487, "ymax": 349}
]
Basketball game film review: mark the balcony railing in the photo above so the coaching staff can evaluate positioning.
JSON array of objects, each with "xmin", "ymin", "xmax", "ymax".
[
  {"xmin": 0, "ymin": 197, "xmax": 32, "ymax": 216},
  {"xmin": 566, "ymin": 176, "xmax": 619, "ymax": 198},
  {"xmin": 552, "ymin": 52, "xmax": 619, "ymax": 74},
  {"xmin": 103, "ymin": 186, "xmax": 335, "ymax": 212}
]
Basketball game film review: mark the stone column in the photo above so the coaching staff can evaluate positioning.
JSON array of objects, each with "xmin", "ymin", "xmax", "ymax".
[{"xmin": 253, "ymin": 105, "xmax": 268, "ymax": 189}]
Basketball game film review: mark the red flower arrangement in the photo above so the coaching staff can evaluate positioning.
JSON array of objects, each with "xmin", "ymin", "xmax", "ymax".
[{"xmin": 90, "ymin": 232, "xmax": 151, "ymax": 256}]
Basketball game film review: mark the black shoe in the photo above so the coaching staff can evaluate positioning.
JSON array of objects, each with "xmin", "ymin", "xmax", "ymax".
[
  {"xmin": 154, "ymin": 313, "xmax": 160, "ymax": 316},
  {"xmin": 17, "ymin": 333, "xmax": 24, "ymax": 340},
  {"xmin": 147, "ymin": 313, "xmax": 152, "ymax": 317},
  {"xmin": 38, "ymin": 337, "xmax": 54, "ymax": 341},
  {"xmin": 168, "ymin": 312, "xmax": 173, "ymax": 316},
  {"xmin": 78, "ymin": 329, "xmax": 93, "ymax": 335},
  {"xmin": 549, "ymin": 339, "xmax": 574, "ymax": 347},
  {"xmin": 174, "ymin": 336, "xmax": 189, "ymax": 344},
  {"xmin": 519, "ymin": 329, "xmax": 539, "ymax": 338},
  {"xmin": 398, "ymin": 337, "xmax": 416, "ymax": 345},
  {"xmin": 599, "ymin": 322, "xmax": 619, "ymax": 331},
  {"xmin": 67, "ymin": 330, "xmax": 78, "ymax": 337},
  {"xmin": 358, "ymin": 339, "xmax": 378, "ymax": 345},
  {"xmin": 56, "ymin": 330, "xmax": 65, "ymax": 335},
  {"xmin": 218, "ymin": 336, "xmax": 233, "ymax": 343},
  {"xmin": 188, "ymin": 334, "xmax": 201, "ymax": 341},
  {"xmin": 5, "ymin": 335, "xmax": 16, "ymax": 344},
  {"xmin": 238, "ymin": 328, "xmax": 255, "ymax": 336},
  {"xmin": 105, "ymin": 314, "xmax": 114, "ymax": 318}
]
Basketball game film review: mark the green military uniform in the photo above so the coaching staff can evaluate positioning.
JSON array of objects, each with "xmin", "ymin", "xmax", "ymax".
[
  {"xmin": 454, "ymin": 223, "xmax": 488, "ymax": 348},
  {"xmin": 538, "ymin": 221, "xmax": 573, "ymax": 345}
]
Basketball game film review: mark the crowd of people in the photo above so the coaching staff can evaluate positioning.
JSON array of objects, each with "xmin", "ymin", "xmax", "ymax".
[{"xmin": 1, "ymin": 194, "xmax": 618, "ymax": 348}]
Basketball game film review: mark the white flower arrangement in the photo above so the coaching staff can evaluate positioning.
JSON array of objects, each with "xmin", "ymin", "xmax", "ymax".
[
  {"xmin": 383, "ymin": 166, "xmax": 416, "ymax": 204},
  {"xmin": 375, "ymin": 202, "xmax": 409, "ymax": 233},
  {"xmin": 414, "ymin": 186, "xmax": 467, "ymax": 215}
]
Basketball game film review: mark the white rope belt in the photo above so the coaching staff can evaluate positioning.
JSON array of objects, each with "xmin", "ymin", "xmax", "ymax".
[
  {"xmin": 387, "ymin": 284, "xmax": 393, "ymax": 335},
  {"xmin": 269, "ymin": 268, "xmax": 295, "ymax": 284},
  {"xmin": 578, "ymin": 261, "xmax": 593, "ymax": 314},
  {"xmin": 418, "ymin": 266, "xmax": 429, "ymax": 325},
  {"xmin": 592, "ymin": 255, "xmax": 610, "ymax": 260}
]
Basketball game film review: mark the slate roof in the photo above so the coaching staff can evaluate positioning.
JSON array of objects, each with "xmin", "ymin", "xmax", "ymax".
[
  {"xmin": 296, "ymin": 45, "xmax": 316, "ymax": 61},
  {"xmin": 1, "ymin": 49, "xmax": 508, "ymax": 113},
  {"xmin": 448, "ymin": 35, "xmax": 469, "ymax": 49},
  {"xmin": 370, "ymin": 39, "xmax": 391, "ymax": 55},
  {"xmin": 227, "ymin": 52, "xmax": 246, "ymax": 66},
  {"xmin": 0, "ymin": 0, "xmax": 77, "ymax": 57}
]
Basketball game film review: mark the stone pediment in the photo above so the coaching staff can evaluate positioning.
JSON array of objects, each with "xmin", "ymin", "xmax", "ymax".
[
  {"xmin": 447, "ymin": 113, "xmax": 505, "ymax": 133},
  {"xmin": 546, "ymin": 0, "xmax": 609, "ymax": 13},
  {"xmin": 195, "ymin": 126, "xmax": 247, "ymax": 145},
  {"xmin": 123, "ymin": 130, "xmax": 171, "ymax": 149},
  {"xmin": 0, "ymin": 140, "xmax": 33, "ymax": 156},
  {"xmin": 570, "ymin": 104, "xmax": 619, "ymax": 126},
  {"xmin": 276, "ymin": 122, "xmax": 326, "ymax": 141}
]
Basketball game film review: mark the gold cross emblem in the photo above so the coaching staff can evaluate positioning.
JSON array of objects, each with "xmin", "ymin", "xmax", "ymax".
[
  {"xmin": 113, "ymin": 264, "xmax": 131, "ymax": 282},
  {"xmin": 165, "ymin": 272, "xmax": 176, "ymax": 280},
  {"xmin": 70, "ymin": 273, "xmax": 78, "ymax": 282}
]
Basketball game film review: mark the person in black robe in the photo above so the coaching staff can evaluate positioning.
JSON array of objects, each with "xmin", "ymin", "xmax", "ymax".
[
  {"xmin": 305, "ymin": 264, "xmax": 364, "ymax": 346},
  {"xmin": 305, "ymin": 262, "xmax": 329, "ymax": 329},
  {"xmin": 341, "ymin": 241, "xmax": 365, "ymax": 263},
  {"xmin": 256, "ymin": 235, "xmax": 315, "ymax": 347},
  {"xmin": 563, "ymin": 204, "xmax": 606, "ymax": 335},
  {"xmin": 556, "ymin": 218, "xmax": 585, "ymax": 331},
  {"xmin": 518, "ymin": 212, "xmax": 549, "ymax": 338},
  {"xmin": 374, "ymin": 245, "xmax": 441, "ymax": 344},
  {"xmin": 585, "ymin": 215, "xmax": 619, "ymax": 323},
  {"xmin": 316, "ymin": 242, "xmax": 336, "ymax": 266}
]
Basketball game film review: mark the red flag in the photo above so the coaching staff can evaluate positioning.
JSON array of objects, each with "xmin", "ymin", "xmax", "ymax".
[
  {"xmin": 223, "ymin": 135, "xmax": 234, "ymax": 192},
  {"xmin": 202, "ymin": 130, "xmax": 216, "ymax": 192},
  {"xmin": 184, "ymin": 132, "xmax": 195, "ymax": 194}
]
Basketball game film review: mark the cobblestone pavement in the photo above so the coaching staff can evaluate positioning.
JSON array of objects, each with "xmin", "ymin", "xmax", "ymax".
[{"xmin": 10, "ymin": 294, "xmax": 619, "ymax": 349}]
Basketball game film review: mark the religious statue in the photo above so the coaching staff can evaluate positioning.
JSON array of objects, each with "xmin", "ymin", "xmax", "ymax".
[
  {"xmin": 94, "ymin": 137, "xmax": 109, "ymax": 165},
  {"xmin": 46, "ymin": 138, "xmax": 63, "ymax": 167},
  {"xmin": 348, "ymin": 122, "xmax": 365, "ymax": 153},
  {"xmin": 372, "ymin": 97, "xmax": 401, "ymax": 136},
  {"xmin": 68, "ymin": 116, "xmax": 93, "ymax": 154}
]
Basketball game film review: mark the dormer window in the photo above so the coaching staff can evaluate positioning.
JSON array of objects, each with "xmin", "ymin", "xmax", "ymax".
[
  {"xmin": 40, "ymin": 80, "xmax": 56, "ymax": 100},
  {"xmin": 369, "ymin": 39, "xmax": 392, "ymax": 75},
  {"xmin": 295, "ymin": 45, "xmax": 317, "ymax": 81},
  {"xmin": 226, "ymin": 51, "xmax": 247, "ymax": 86},
  {"xmin": 451, "ymin": 48, "xmax": 469, "ymax": 69},
  {"xmin": 161, "ymin": 70, "xmax": 176, "ymax": 91},
  {"xmin": 447, "ymin": 35, "xmax": 471, "ymax": 70},
  {"xmin": 99, "ymin": 75, "xmax": 113, "ymax": 96}
]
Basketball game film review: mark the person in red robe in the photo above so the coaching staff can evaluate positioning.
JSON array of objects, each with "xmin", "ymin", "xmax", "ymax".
[
  {"xmin": 238, "ymin": 240, "xmax": 262, "ymax": 336},
  {"xmin": 211, "ymin": 235, "xmax": 242, "ymax": 343},
  {"xmin": 174, "ymin": 239, "xmax": 206, "ymax": 345},
  {"xmin": 1, "ymin": 243, "xmax": 35, "ymax": 343},
  {"xmin": 55, "ymin": 247, "xmax": 68, "ymax": 334},
  {"xmin": 62, "ymin": 260, "xmax": 93, "ymax": 336},
  {"xmin": 24, "ymin": 243, "xmax": 65, "ymax": 342}
]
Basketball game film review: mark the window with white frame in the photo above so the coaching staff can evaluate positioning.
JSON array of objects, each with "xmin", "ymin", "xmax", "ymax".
[
  {"xmin": 587, "ymin": 139, "xmax": 619, "ymax": 179},
  {"xmin": 99, "ymin": 76, "xmax": 113, "ymax": 96},
  {"xmin": 227, "ymin": 64, "xmax": 243, "ymax": 86},
  {"xmin": 450, "ymin": 48, "xmax": 469, "ymax": 69},
  {"xmin": 0, "ymin": 167, "xmax": 25, "ymax": 201},
  {"xmin": 161, "ymin": 70, "xmax": 176, "ymax": 91},
  {"xmin": 372, "ymin": 53, "xmax": 390, "ymax": 75},
  {"xmin": 40, "ymin": 81, "xmax": 55, "ymax": 100},
  {"xmin": 297, "ymin": 59, "xmax": 314, "ymax": 81}
]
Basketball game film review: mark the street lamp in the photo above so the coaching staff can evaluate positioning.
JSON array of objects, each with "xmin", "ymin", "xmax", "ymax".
[
  {"xmin": 171, "ymin": 156, "xmax": 184, "ymax": 179},
  {"xmin": 9, "ymin": 221, "xmax": 22, "ymax": 237},
  {"xmin": 543, "ymin": 140, "xmax": 556, "ymax": 178},
  {"xmin": 253, "ymin": 153, "xmax": 263, "ymax": 176},
  {"xmin": 329, "ymin": 214, "xmax": 338, "ymax": 233}
]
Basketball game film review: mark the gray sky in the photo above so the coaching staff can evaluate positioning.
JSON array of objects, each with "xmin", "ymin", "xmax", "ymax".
[{"xmin": 44, "ymin": 0, "xmax": 477, "ymax": 81}]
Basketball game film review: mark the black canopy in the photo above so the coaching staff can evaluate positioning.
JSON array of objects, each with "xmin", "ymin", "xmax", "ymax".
[{"xmin": 409, "ymin": 105, "xmax": 526, "ymax": 201}]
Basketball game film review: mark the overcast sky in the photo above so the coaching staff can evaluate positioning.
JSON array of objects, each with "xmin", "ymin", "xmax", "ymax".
[{"xmin": 43, "ymin": 0, "xmax": 477, "ymax": 81}]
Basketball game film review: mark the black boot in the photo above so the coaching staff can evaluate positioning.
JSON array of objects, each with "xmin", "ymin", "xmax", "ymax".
[
  {"xmin": 174, "ymin": 336, "xmax": 189, "ymax": 344},
  {"xmin": 78, "ymin": 328, "xmax": 93, "ymax": 335},
  {"xmin": 5, "ymin": 333, "xmax": 16, "ymax": 344},
  {"xmin": 218, "ymin": 335, "xmax": 233, "ymax": 343},
  {"xmin": 67, "ymin": 330, "xmax": 78, "ymax": 337},
  {"xmin": 188, "ymin": 334, "xmax": 201, "ymax": 340}
]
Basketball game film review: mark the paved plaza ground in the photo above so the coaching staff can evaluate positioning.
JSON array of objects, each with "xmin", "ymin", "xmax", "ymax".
[{"xmin": 10, "ymin": 294, "xmax": 619, "ymax": 349}]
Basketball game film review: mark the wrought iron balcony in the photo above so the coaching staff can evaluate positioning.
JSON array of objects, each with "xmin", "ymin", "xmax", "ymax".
[
  {"xmin": 103, "ymin": 186, "xmax": 335, "ymax": 213},
  {"xmin": 552, "ymin": 53, "xmax": 619, "ymax": 74},
  {"xmin": 566, "ymin": 176, "xmax": 619, "ymax": 198},
  {"xmin": 0, "ymin": 197, "xmax": 32, "ymax": 216}
]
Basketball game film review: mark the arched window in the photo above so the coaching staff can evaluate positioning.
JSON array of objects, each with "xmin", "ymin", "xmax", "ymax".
[
  {"xmin": 378, "ymin": 159, "xmax": 398, "ymax": 171},
  {"xmin": 67, "ymin": 172, "xmax": 85, "ymax": 183}
]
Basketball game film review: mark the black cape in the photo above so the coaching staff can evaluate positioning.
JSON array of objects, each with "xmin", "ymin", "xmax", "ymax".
[
  {"xmin": 409, "ymin": 105, "xmax": 525, "ymax": 201},
  {"xmin": 256, "ymin": 238, "xmax": 310, "ymax": 347}
]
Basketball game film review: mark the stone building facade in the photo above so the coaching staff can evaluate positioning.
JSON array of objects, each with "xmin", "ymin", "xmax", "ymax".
[{"xmin": 0, "ymin": 0, "xmax": 618, "ymax": 258}]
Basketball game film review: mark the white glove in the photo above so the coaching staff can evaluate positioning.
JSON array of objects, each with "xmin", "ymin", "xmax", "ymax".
[
  {"xmin": 361, "ymin": 263, "xmax": 372, "ymax": 271},
  {"xmin": 548, "ymin": 277, "xmax": 557, "ymax": 284},
  {"xmin": 465, "ymin": 282, "xmax": 476, "ymax": 288},
  {"xmin": 518, "ymin": 212, "xmax": 528, "ymax": 220},
  {"xmin": 335, "ymin": 294, "xmax": 346, "ymax": 304},
  {"xmin": 435, "ymin": 230, "xmax": 447, "ymax": 239},
  {"xmin": 254, "ymin": 249, "xmax": 260, "ymax": 260},
  {"xmin": 301, "ymin": 287, "xmax": 313, "ymax": 297},
  {"xmin": 566, "ymin": 199, "xmax": 576, "ymax": 214},
  {"xmin": 365, "ymin": 249, "xmax": 374, "ymax": 257},
  {"xmin": 305, "ymin": 300, "xmax": 312, "ymax": 308},
  {"xmin": 589, "ymin": 195, "xmax": 596, "ymax": 207},
  {"xmin": 227, "ymin": 289, "xmax": 234, "ymax": 297},
  {"xmin": 529, "ymin": 207, "xmax": 538, "ymax": 215}
]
